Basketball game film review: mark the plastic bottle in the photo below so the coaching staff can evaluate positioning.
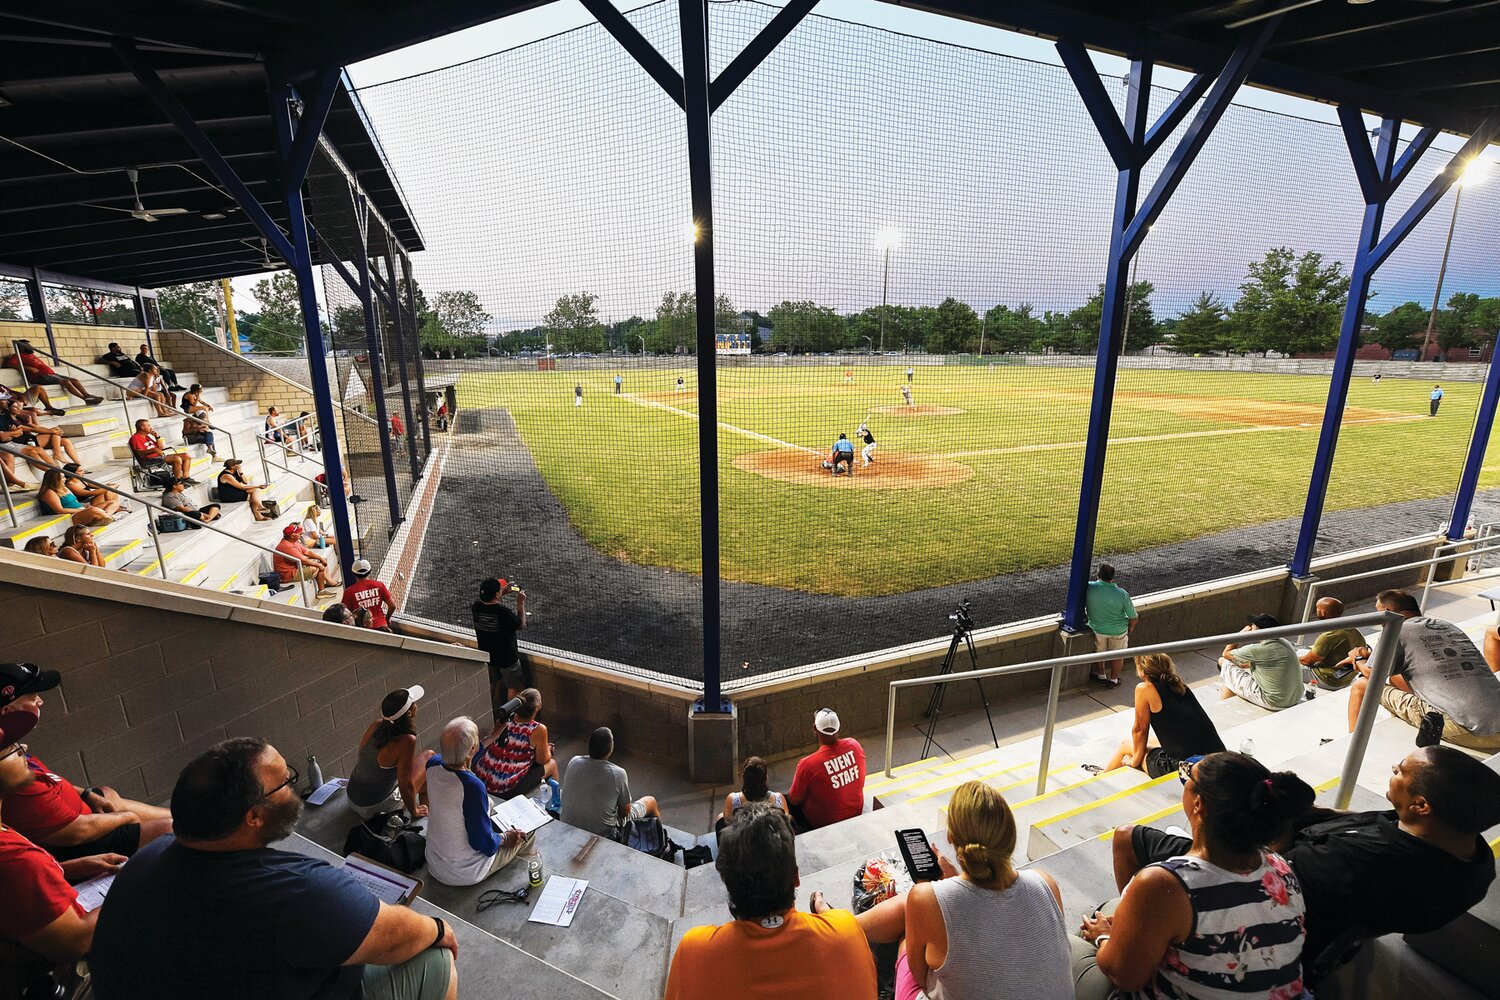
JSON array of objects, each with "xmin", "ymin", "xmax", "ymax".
[
  {"xmin": 527, "ymin": 849, "xmax": 544, "ymax": 889},
  {"xmin": 1239, "ymin": 738, "xmax": 1256, "ymax": 758},
  {"xmin": 307, "ymin": 755, "xmax": 324, "ymax": 795}
]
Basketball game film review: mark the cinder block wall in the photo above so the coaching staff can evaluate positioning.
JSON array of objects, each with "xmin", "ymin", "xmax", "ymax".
[
  {"xmin": 0, "ymin": 320, "xmax": 149, "ymax": 368},
  {"xmin": 155, "ymin": 328, "xmax": 329, "ymax": 417},
  {"xmin": 1, "ymin": 557, "xmax": 489, "ymax": 805}
]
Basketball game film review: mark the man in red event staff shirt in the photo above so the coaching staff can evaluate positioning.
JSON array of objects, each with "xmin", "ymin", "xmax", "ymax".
[
  {"xmin": 787, "ymin": 708, "xmax": 866, "ymax": 832},
  {"xmin": 343, "ymin": 558, "xmax": 396, "ymax": 632},
  {"xmin": 127, "ymin": 417, "xmax": 194, "ymax": 482}
]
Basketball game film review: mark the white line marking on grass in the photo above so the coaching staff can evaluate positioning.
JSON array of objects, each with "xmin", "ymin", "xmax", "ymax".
[{"xmin": 621, "ymin": 394, "xmax": 820, "ymax": 455}]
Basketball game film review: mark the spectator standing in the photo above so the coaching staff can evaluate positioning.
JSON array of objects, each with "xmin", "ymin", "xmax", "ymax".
[
  {"xmin": 1298, "ymin": 596, "xmax": 1362, "ymax": 691},
  {"xmin": 786, "ymin": 708, "xmax": 865, "ymax": 832},
  {"xmin": 1074, "ymin": 752, "xmax": 1309, "ymax": 1000},
  {"xmin": 3, "ymin": 341, "xmax": 103, "ymax": 407},
  {"xmin": 1430, "ymin": 384, "xmax": 1444, "ymax": 416},
  {"xmin": 1084, "ymin": 562, "xmax": 1137, "ymax": 686},
  {"xmin": 89, "ymin": 737, "xmax": 459, "ymax": 1000},
  {"xmin": 424, "ymin": 718, "xmax": 534, "ymax": 887},
  {"xmin": 161, "ymin": 477, "xmax": 221, "ymax": 525},
  {"xmin": 1218, "ymin": 613, "xmax": 1304, "ymax": 710},
  {"xmin": 57, "ymin": 525, "xmax": 104, "ymax": 567},
  {"xmin": 1097, "ymin": 653, "xmax": 1225, "ymax": 776},
  {"xmin": 129, "ymin": 418, "xmax": 194, "ymax": 483},
  {"xmin": 215, "ymin": 459, "xmax": 269, "ymax": 520},
  {"xmin": 274, "ymin": 524, "xmax": 336, "ymax": 596},
  {"xmin": 1347, "ymin": 589, "xmax": 1500, "ymax": 750},
  {"xmin": 347, "ymin": 688, "xmax": 433, "ymax": 820},
  {"xmin": 574, "ymin": 382, "xmax": 584, "ymax": 407},
  {"xmin": 135, "ymin": 343, "xmax": 184, "ymax": 391},
  {"xmin": 472, "ymin": 577, "xmax": 527, "ymax": 718},
  {"xmin": 96, "ymin": 343, "xmax": 140, "ymax": 380},
  {"xmin": 664, "ymin": 807, "xmax": 877, "ymax": 1000},
  {"xmin": 560, "ymin": 727, "xmax": 660, "ymax": 839},
  {"xmin": 343, "ymin": 559, "xmax": 395, "ymax": 632},
  {"xmin": 614, "ymin": 374, "xmax": 622, "ymax": 395},
  {"xmin": 716, "ymin": 756, "xmax": 789, "ymax": 835},
  {"xmin": 472, "ymin": 688, "xmax": 558, "ymax": 800},
  {"xmin": 181, "ymin": 409, "xmax": 217, "ymax": 459}
]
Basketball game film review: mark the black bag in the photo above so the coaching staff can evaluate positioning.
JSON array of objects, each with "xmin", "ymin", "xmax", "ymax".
[
  {"xmin": 261, "ymin": 498, "xmax": 282, "ymax": 518},
  {"xmin": 615, "ymin": 816, "xmax": 677, "ymax": 862},
  {"xmin": 208, "ymin": 486, "xmax": 220, "ymax": 502},
  {"xmin": 258, "ymin": 571, "xmax": 282, "ymax": 592},
  {"xmin": 155, "ymin": 513, "xmax": 189, "ymax": 533},
  {"xmin": 342, "ymin": 812, "xmax": 426, "ymax": 874},
  {"xmin": 681, "ymin": 844, "xmax": 713, "ymax": 869}
]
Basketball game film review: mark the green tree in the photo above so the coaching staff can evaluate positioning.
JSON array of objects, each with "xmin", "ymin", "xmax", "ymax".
[
  {"xmin": 981, "ymin": 303, "xmax": 1044, "ymax": 354},
  {"xmin": 0, "ymin": 279, "xmax": 28, "ymax": 321},
  {"xmin": 1227, "ymin": 247, "xmax": 1350, "ymax": 356},
  {"xmin": 543, "ymin": 291, "xmax": 605, "ymax": 354},
  {"xmin": 1436, "ymin": 293, "xmax": 1500, "ymax": 353},
  {"xmin": 1369, "ymin": 301, "xmax": 1427, "ymax": 354},
  {"xmin": 649, "ymin": 291, "xmax": 736, "ymax": 354},
  {"xmin": 927, "ymin": 297, "xmax": 981, "ymax": 354},
  {"xmin": 330, "ymin": 303, "xmax": 366, "ymax": 347},
  {"xmin": 242, "ymin": 272, "xmax": 305, "ymax": 354},
  {"xmin": 157, "ymin": 281, "xmax": 221, "ymax": 338},
  {"xmin": 606, "ymin": 315, "xmax": 645, "ymax": 353},
  {"xmin": 767, "ymin": 300, "xmax": 847, "ymax": 353},
  {"xmin": 1167, "ymin": 292, "xmax": 1231, "ymax": 355}
]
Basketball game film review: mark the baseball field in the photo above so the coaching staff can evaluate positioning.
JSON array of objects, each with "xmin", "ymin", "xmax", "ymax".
[{"xmin": 451, "ymin": 364, "xmax": 1487, "ymax": 597}]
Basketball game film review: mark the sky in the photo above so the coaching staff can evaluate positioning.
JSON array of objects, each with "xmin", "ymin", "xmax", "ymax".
[{"xmin": 243, "ymin": 0, "xmax": 1500, "ymax": 334}]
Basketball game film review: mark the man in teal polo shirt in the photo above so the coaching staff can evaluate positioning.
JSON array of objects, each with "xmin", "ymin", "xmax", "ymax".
[{"xmin": 1085, "ymin": 563, "xmax": 1138, "ymax": 687}]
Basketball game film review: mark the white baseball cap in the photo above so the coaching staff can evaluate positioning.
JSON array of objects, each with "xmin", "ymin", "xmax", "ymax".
[
  {"xmin": 814, "ymin": 708, "xmax": 840, "ymax": 735},
  {"xmin": 382, "ymin": 685, "xmax": 425, "ymax": 721},
  {"xmin": 352, "ymin": 558, "xmax": 372, "ymax": 576}
]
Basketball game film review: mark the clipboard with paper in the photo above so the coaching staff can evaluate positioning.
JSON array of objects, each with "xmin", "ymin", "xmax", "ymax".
[{"xmin": 490, "ymin": 794, "xmax": 552, "ymax": 835}]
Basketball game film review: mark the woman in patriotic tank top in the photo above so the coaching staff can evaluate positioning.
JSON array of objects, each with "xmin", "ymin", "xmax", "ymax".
[
  {"xmin": 1076, "ymin": 752, "xmax": 1313, "ymax": 1000},
  {"xmin": 472, "ymin": 687, "xmax": 557, "ymax": 798}
]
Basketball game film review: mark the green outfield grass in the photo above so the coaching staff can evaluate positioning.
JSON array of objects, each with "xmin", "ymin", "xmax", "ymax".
[{"xmin": 454, "ymin": 364, "xmax": 1494, "ymax": 596}]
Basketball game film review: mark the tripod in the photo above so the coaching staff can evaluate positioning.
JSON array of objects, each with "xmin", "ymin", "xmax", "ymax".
[{"xmin": 919, "ymin": 620, "xmax": 999, "ymax": 761}]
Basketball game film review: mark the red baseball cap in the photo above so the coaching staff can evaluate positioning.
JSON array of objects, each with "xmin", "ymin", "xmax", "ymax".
[{"xmin": 282, "ymin": 524, "xmax": 302, "ymax": 537}]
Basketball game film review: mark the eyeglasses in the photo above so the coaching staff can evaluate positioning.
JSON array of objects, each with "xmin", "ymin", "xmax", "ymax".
[
  {"xmin": 476, "ymin": 886, "xmax": 529, "ymax": 911},
  {"xmin": 261, "ymin": 765, "xmax": 299, "ymax": 800},
  {"xmin": 1178, "ymin": 761, "xmax": 1196, "ymax": 786},
  {"xmin": 0, "ymin": 742, "xmax": 27, "ymax": 763}
]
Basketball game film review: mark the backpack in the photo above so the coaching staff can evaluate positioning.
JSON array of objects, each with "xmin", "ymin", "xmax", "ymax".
[
  {"xmin": 342, "ymin": 812, "xmax": 426, "ymax": 873},
  {"xmin": 614, "ymin": 816, "xmax": 677, "ymax": 862}
]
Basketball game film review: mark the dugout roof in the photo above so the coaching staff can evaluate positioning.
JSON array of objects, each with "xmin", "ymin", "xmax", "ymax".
[{"xmin": 0, "ymin": 0, "xmax": 1492, "ymax": 289}]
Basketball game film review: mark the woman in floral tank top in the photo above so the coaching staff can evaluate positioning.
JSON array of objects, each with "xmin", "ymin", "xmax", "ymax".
[{"xmin": 472, "ymin": 687, "xmax": 557, "ymax": 798}]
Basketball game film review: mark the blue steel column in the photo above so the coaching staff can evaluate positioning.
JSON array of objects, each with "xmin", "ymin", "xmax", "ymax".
[
  {"xmin": 1060, "ymin": 60, "xmax": 1151, "ymax": 633},
  {"xmin": 680, "ymin": 0, "xmax": 726, "ymax": 711},
  {"xmin": 374, "ymin": 250, "xmax": 422, "ymax": 481},
  {"xmin": 353, "ymin": 241, "xmax": 405, "ymax": 532},
  {"xmin": 398, "ymin": 253, "xmax": 433, "ymax": 456},
  {"xmin": 28, "ymin": 267, "xmax": 58, "ymax": 361},
  {"xmin": 270, "ymin": 83, "xmax": 357, "ymax": 577},
  {"xmin": 1290, "ymin": 118, "xmax": 1399, "ymax": 577},
  {"xmin": 1446, "ymin": 338, "xmax": 1500, "ymax": 539}
]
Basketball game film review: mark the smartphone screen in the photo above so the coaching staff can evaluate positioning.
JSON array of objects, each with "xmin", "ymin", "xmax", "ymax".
[{"xmin": 896, "ymin": 828, "xmax": 943, "ymax": 881}]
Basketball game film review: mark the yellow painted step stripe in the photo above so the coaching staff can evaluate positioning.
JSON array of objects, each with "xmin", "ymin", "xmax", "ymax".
[
  {"xmin": 285, "ymin": 592, "xmax": 300, "ymax": 607},
  {"xmin": 8, "ymin": 512, "xmax": 71, "ymax": 542},
  {"xmin": 870, "ymin": 756, "xmax": 951, "ymax": 784},
  {"xmin": 1034, "ymin": 772, "xmax": 1179, "ymax": 829},
  {"xmin": 1489, "ymin": 835, "xmax": 1499, "ymax": 859},
  {"xmin": 1094, "ymin": 774, "xmax": 1345, "ymax": 842},
  {"xmin": 101, "ymin": 537, "xmax": 143, "ymax": 565},
  {"xmin": 218, "ymin": 571, "xmax": 240, "ymax": 592},
  {"xmin": 932, "ymin": 766, "xmax": 1075, "ymax": 811},
  {"xmin": 179, "ymin": 560, "xmax": 210, "ymax": 586},
  {"xmin": 871, "ymin": 756, "xmax": 1031, "ymax": 798},
  {"xmin": 895, "ymin": 760, "xmax": 1040, "ymax": 804},
  {"xmin": 134, "ymin": 548, "xmax": 179, "ymax": 577}
]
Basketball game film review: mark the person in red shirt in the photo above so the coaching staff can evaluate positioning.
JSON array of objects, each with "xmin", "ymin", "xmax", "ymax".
[
  {"xmin": 2, "ymin": 341, "xmax": 103, "ymax": 406},
  {"xmin": 786, "ymin": 708, "xmax": 866, "ymax": 832},
  {"xmin": 273, "ymin": 524, "xmax": 336, "ymax": 596},
  {"xmin": 127, "ymin": 418, "xmax": 193, "ymax": 482},
  {"xmin": 343, "ymin": 558, "xmax": 396, "ymax": 632}
]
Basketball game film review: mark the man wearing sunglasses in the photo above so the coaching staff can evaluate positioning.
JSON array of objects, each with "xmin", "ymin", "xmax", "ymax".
[{"xmin": 90, "ymin": 737, "xmax": 459, "ymax": 1000}]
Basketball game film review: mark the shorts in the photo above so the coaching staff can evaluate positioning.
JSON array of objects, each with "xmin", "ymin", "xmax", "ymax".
[
  {"xmin": 1094, "ymin": 632, "xmax": 1129, "ymax": 653},
  {"xmin": 627, "ymin": 798, "xmax": 651, "ymax": 822},
  {"xmin": 1132, "ymin": 823, "xmax": 1192, "ymax": 868},
  {"xmin": 1142, "ymin": 747, "xmax": 1180, "ymax": 779},
  {"xmin": 1219, "ymin": 662, "xmax": 1280, "ymax": 710},
  {"xmin": 489, "ymin": 658, "xmax": 529, "ymax": 692},
  {"xmin": 29, "ymin": 374, "xmax": 66, "ymax": 387},
  {"xmin": 0, "ymin": 442, "xmax": 28, "ymax": 456},
  {"xmin": 1379, "ymin": 686, "xmax": 1500, "ymax": 751},
  {"xmin": 46, "ymin": 821, "xmax": 142, "ymax": 861},
  {"xmin": 361, "ymin": 944, "xmax": 452, "ymax": 1000},
  {"xmin": 832, "ymin": 452, "xmax": 852, "ymax": 467},
  {"xmin": 498, "ymin": 762, "xmax": 544, "ymax": 800}
]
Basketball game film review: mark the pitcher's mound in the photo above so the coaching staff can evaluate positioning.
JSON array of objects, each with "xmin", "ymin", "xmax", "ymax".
[
  {"xmin": 735, "ymin": 449, "xmax": 973, "ymax": 490},
  {"xmin": 872, "ymin": 404, "xmax": 964, "ymax": 417}
]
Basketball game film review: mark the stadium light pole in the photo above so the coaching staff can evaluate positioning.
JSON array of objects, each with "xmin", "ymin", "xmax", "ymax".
[
  {"xmin": 1120, "ymin": 224, "xmax": 1152, "ymax": 354},
  {"xmin": 877, "ymin": 228, "xmax": 900, "ymax": 353},
  {"xmin": 861, "ymin": 335, "xmax": 872, "ymax": 353},
  {"xmin": 1419, "ymin": 158, "xmax": 1488, "ymax": 362},
  {"xmin": 637, "ymin": 334, "xmax": 646, "ymax": 356}
]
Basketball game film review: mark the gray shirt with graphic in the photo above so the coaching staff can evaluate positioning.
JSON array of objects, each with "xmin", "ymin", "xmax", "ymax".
[{"xmin": 1391, "ymin": 617, "xmax": 1500, "ymax": 735}]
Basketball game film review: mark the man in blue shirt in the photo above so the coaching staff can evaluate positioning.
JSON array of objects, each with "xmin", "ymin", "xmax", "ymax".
[
  {"xmin": 90, "ymin": 737, "xmax": 457, "ymax": 1000},
  {"xmin": 827, "ymin": 433, "xmax": 856, "ymax": 476},
  {"xmin": 1430, "ymin": 384, "xmax": 1444, "ymax": 416}
]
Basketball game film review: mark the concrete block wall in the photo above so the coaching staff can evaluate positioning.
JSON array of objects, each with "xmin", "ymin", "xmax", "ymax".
[
  {"xmin": 1, "ymin": 555, "xmax": 489, "ymax": 805},
  {"xmin": 155, "ymin": 328, "xmax": 340, "ymax": 434},
  {"xmin": 0, "ymin": 319, "xmax": 149, "ymax": 368}
]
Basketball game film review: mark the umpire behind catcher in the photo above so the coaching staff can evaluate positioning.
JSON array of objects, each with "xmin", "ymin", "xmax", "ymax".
[{"xmin": 825, "ymin": 433, "xmax": 856, "ymax": 476}]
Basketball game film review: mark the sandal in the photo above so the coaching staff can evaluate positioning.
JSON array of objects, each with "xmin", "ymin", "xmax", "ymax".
[
  {"xmin": 809, "ymin": 891, "xmax": 830, "ymax": 914},
  {"xmin": 1081, "ymin": 764, "xmax": 1105, "ymax": 775}
]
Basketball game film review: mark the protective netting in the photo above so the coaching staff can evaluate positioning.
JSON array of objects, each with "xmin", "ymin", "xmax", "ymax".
[{"xmin": 349, "ymin": 1, "xmax": 1500, "ymax": 679}]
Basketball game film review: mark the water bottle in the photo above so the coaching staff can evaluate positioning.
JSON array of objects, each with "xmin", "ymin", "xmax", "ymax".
[
  {"xmin": 1239, "ymin": 738, "xmax": 1256, "ymax": 758},
  {"xmin": 306, "ymin": 755, "xmax": 324, "ymax": 795},
  {"xmin": 527, "ymin": 849, "xmax": 544, "ymax": 889}
]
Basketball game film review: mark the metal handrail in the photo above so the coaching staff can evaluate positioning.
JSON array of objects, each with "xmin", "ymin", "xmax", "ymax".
[
  {"xmin": 1300, "ymin": 540, "xmax": 1500, "ymax": 622},
  {"xmin": 256, "ymin": 435, "xmax": 325, "ymax": 491},
  {"xmin": 883, "ymin": 611, "xmax": 1405, "ymax": 810},
  {"xmin": 19, "ymin": 456, "xmax": 319, "ymax": 607}
]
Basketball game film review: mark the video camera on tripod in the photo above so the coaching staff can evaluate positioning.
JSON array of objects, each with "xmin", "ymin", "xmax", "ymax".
[
  {"xmin": 922, "ymin": 598, "xmax": 997, "ymax": 759},
  {"xmin": 948, "ymin": 599, "xmax": 973, "ymax": 633}
]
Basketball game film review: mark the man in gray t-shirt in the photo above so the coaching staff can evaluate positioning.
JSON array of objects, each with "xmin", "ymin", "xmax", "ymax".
[
  {"xmin": 559, "ymin": 727, "xmax": 660, "ymax": 838},
  {"xmin": 1348, "ymin": 591, "xmax": 1500, "ymax": 751}
]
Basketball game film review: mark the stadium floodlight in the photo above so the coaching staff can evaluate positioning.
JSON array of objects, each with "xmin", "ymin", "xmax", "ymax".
[
  {"xmin": 877, "ymin": 228, "xmax": 901, "ymax": 352},
  {"xmin": 1420, "ymin": 158, "xmax": 1490, "ymax": 361},
  {"xmin": 876, "ymin": 227, "xmax": 901, "ymax": 250},
  {"xmin": 688, "ymin": 221, "xmax": 702, "ymax": 243}
]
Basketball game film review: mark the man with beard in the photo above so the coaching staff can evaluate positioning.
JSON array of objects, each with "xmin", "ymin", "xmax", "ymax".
[{"xmin": 90, "ymin": 738, "xmax": 458, "ymax": 1000}]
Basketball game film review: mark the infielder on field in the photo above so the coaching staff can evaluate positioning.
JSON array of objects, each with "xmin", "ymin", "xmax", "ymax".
[
  {"xmin": 825, "ymin": 433, "xmax": 855, "ymax": 476},
  {"xmin": 900, "ymin": 383, "xmax": 914, "ymax": 407},
  {"xmin": 857, "ymin": 420, "xmax": 877, "ymax": 467}
]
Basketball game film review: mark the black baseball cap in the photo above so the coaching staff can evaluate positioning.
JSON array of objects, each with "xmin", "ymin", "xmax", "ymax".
[
  {"xmin": 0, "ymin": 662, "xmax": 61, "ymax": 708},
  {"xmin": 1246, "ymin": 614, "xmax": 1281, "ymax": 630}
]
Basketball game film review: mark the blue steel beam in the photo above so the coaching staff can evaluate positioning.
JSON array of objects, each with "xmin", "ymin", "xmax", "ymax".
[
  {"xmin": 353, "ymin": 233, "xmax": 406, "ymax": 534},
  {"xmin": 284, "ymin": 68, "xmax": 342, "ymax": 193},
  {"xmin": 578, "ymin": 0, "xmax": 686, "ymax": 109},
  {"xmin": 1388, "ymin": 125, "xmax": 1439, "ymax": 194},
  {"xmin": 1447, "ymin": 338, "xmax": 1500, "ymax": 540},
  {"xmin": 709, "ymin": 0, "xmax": 818, "ymax": 112},
  {"xmin": 1056, "ymin": 39, "xmax": 1134, "ymax": 171},
  {"xmin": 374, "ymin": 247, "xmax": 422, "ymax": 482},
  {"xmin": 1337, "ymin": 106, "xmax": 1384, "ymax": 206},
  {"xmin": 1289, "ymin": 117, "xmax": 1401, "ymax": 579},
  {"xmin": 398, "ymin": 252, "xmax": 433, "ymax": 456},
  {"xmin": 315, "ymin": 228, "xmax": 394, "ymax": 311},
  {"xmin": 1142, "ymin": 69, "xmax": 1215, "ymax": 160}
]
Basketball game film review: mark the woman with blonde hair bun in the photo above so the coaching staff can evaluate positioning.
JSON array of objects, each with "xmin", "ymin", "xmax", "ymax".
[{"xmin": 1097, "ymin": 652, "xmax": 1225, "ymax": 777}]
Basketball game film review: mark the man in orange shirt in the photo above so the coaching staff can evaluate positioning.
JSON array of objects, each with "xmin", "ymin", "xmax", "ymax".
[
  {"xmin": 664, "ymin": 808, "xmax": 877, "ymax": 1000},
  {"xmin": 273, "ymin": 524, "xmax": 335, "ymax": 596}
]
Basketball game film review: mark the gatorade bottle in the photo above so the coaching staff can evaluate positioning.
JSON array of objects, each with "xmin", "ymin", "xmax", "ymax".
[{"xmin": 527, "ymin": 849, "xmax": 544, "ymax": 889}]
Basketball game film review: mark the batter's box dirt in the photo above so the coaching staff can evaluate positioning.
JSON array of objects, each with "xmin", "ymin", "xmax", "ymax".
[
  {"xmin": 870, "ymin": 404, "xmax": 965, "ymax": 417},
  {"xmin": 735, "ymin": 449, "xmax": 974, "ymax": 489}
]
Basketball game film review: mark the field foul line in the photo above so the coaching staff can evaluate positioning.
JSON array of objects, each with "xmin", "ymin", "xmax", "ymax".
[
  {"xmin": 621, "ymin": 393, "xmax": 820, "ymax": 455},
  {"xmin": 939, "ymin": 414, "xmax": 1425, "ymax": 460}
]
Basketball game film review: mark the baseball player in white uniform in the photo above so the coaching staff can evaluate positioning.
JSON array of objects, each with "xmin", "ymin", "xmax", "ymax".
[{"xmin": 900, "ymin": 383, "xmax": 914, "ymax": 407}]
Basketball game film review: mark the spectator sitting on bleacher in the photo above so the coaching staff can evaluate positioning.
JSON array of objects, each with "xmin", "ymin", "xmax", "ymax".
[
  {"xmin": 181, "ymin": 409, "xmax": 217, "ymax": 459},
  {"xmin": 297, "ymin": 410, "xmax": 318, "ymax": 451},
  {"xmin": 61, "ymin": 462, "xmax": 123, "ymax": 510},
  {"xmin": 129, "ymin": 418, "xmax": 194, "ymax": 484},
  {"xmin": 347, "ymin": 688, "xmax": 433, "ymax": 821},
  {"xmin": 263, "ymin": 406, "xmax": 287, "ymax": 444},
  {"xmin": 57, "ymin": 525, "xmax": 103, "ymax": 567},
  {"xmin": 716, "ymin": 756, "xmax": 789, "ymax": 837},
  {"xmin": 96, "ymin": 342, "xmax": 140, "ymax": 380},
  {"xmin": 424, "ymin": 717, "xmax": 534, "ymax": 888},
  {"xmin": 0, "ymin": 662, "xmax": 173, "ymax": 860},
  {"xmin": 1115, "ymin": 746, "xmax": 1500, "ymax": 984},
  {"xmin": 3, "ymin": 341, "xmax": 103, "ymax": 407},
  {"xmin": 343, "ymin": 559, "xmax": 394, "ymax": 632},
  {"xmin": 23, "ymin": 536, "xmax": 55, "ymax": 557},
  {"xmin": 826, "ymin": 780, "xmax": 1073, "ymax": 1000},
  {"xmin": 1347, "ymin": 589, "xmax": 1500, "ymax": 751},
  {"xmin": 301, "ymin": 503, "xmax": 336, "ymax": 551},
  {"xmin": 560, "ymin": 727, "xmax": 660, "ymax": 839},
  {"xmin": 134, "ymin": 343, "xmax": 183, "ymax": 392},
  {"xmin": 1074, "ymin": 752, "xmax": 1310, "ymax": 1000},
  {"xmin": 473, "ymin": 688, "xmax": 558, "ymax": 800},
  {"xmin": 216, "ymin": 459, "xmax": 269, "ymax": 520},
  {"xmin": 0, "ymin": 710, "xmax": 125, "ymax": 1000},
  {"xmin": 664, "ymin": 806, "xmax": 878, "ymax": 1000},
  {"xmin": 88, "ymin": 736, "xmax": 459, "ymax": 1000},
  {"xmin": 161, "ymin": 477, "xmax": 221, "ymax": 525},
  {"xmin": 273, "ymin": 524, "xmax": 336, "ymax": 597},
  {"xmin": 0, "ymin": 409, "xmax": 55, "ymax": 484},
  {"xmin": 4, "ymin": 399, "xmax": 83, "ymax": 470},
  {"xmin": 0, "ymin": 378, "xmax": 66, "ymax": 417},
  {"xmin": 126, "ymin": 366, "xmax": 175, "ymax": 416},
  {"xmin": 1094, "ymin": 653, "xmax": 1225, "ymax": 776},
  {"xmin": 178, "ymin": 384, "xmax": 210, "ymax": 415},
  {"xmin": 38, "ymin": 469, "xmax": 121, "ymax": 527},
  {"xmin": 1298, "ymin": 597, "xmax": 1362, "ymax": 692},
  {"xmin": 1217, "ymin": 613, "xmax": 1304, "ymax": 711},
  {"xmin": 323, "ymin": 603, "xmax": 355, "ymax": 625},
  {"xmin": 786, "ymin": 708, "xmax": 865, "ymax": 832}
]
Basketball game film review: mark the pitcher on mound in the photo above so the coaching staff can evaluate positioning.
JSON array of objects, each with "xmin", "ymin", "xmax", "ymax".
[{"xmin": 900, "ymin": 383, "xmax": 914, "ymax": 408}]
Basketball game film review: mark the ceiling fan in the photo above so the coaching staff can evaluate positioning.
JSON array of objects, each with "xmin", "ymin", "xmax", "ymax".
[{"xmin": 85, "ymin": 168, "xmax": 192, "ymax": 223}]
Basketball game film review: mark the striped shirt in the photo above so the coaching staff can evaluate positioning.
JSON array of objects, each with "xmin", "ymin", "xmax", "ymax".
[
  {"xmin": 1136, "ymin": 851, "xmax": 1308, "ymax": 1000},
  {"xmin": 473, "ymin": 719, "xmax": 539, "ymax": 797}
]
